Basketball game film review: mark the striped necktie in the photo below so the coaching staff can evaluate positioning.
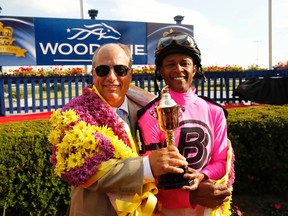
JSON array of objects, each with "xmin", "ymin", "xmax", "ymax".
[{"xmin": 116, "ymin": 108, "xmax": 130, "ymax": 125}]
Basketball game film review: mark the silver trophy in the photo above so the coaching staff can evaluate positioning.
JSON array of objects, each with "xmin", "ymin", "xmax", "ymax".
[{"xmin": 156, "ymin": 87, "xmax": 192, "ymax": 189}]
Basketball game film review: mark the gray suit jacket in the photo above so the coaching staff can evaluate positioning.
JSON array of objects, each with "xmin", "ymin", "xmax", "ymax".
[{"xmin": 69, "ymin": 98, "xmax": 144, "ymax": 216}]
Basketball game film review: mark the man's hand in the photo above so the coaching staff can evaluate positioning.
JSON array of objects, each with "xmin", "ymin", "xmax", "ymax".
[
  {"xmin": 189, "ymin": 179, "xmax": 231, "ymax": 208},
  {"xmin": 148, "ymin": 145, "xmax": 188, "ymax": 177}
]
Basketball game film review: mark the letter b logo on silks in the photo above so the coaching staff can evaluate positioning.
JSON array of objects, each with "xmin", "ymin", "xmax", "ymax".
[{"xmin": 177, "ymin": 120, "xmax": 212, "ymax": 170}]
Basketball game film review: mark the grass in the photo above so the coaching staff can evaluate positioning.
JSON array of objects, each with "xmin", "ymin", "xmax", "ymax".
[{"xmin": 4, "ymin": 84, "xmax": 81, "ymax": 101}]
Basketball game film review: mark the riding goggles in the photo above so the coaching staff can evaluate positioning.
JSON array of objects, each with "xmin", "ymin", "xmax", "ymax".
[
  {"xmin": 94, "ymin": 64, "xmax": 131, "ymax": 77},
  {"xmin": 156, "ymin": 34, "xmax": 196, "ymax": 53}
]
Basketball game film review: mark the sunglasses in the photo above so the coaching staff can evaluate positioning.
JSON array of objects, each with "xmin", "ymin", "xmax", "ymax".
[
  {"xmin": 156, "ymin": 34, "xmax": 196, "ymax": 52},
  {"xmin": 94, "ymin": 64, "xmax": 131, "ymax": 77}
]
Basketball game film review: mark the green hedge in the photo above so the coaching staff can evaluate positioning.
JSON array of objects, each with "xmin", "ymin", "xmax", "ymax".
[
  {"xmin": 227, "ymin": 105, "xmax": 288, "ymax": 194},
  {"xmin": 0, "ymin": 120, "xmax": 70, "ymax": 215},
  {"xmin": 0, "ymin": 105, "xmax": 288, "ymax": 214}
]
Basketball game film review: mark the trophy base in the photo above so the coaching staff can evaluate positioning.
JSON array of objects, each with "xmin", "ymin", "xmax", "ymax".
[{"xmin": 157, "ymin": 167, "xmax": 193, "ymax": 190}]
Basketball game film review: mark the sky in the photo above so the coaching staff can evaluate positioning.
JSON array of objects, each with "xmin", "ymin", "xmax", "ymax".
[{"xmin": 1, "ymin": 0, "xmax": 288, "ymax": 69}]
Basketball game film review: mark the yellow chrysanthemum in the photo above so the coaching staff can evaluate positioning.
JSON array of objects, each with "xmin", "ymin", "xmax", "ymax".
[
  {"xmin": 54, "ymin": 154, "xmax": 66, "ymax": 176},
  {"xmin": 94, "ymin": 125, "xmax": 136, "ymax": 159},
  {"xmin": 67, "ymin": 151, "xmax": 84, "ymax": 171},
  {"xmin": 62, "ymin": 109, "xmax": 79, "ymax": 125},
  {"xmin": 113, "ymin": 137, "xmax": 136, "ymax": 159},
  {"xmin": 53, "ymin": 121, "xmax": 101, "ymax": 174},
  {"xmin": 50, "ymin": 109, "xmax": 61, "ymax": 124},
  {"xmin": 57, "ymin": 137, "xmax": 72, "ymax": 154},
  {"xmin": 95, "ymin": 125, "xmax": 114, "ymax": 135},
  {"xmin": 50, "ymin": 110, "xmax": 66, "ymax": 130},
  {"xmin": 50, "ymin": 109, "xmax": 79, "ymax": 132},
  {"xmin": 81, "ymin": 136, "xmax": 97, "ymax": 157},
  {"xmin": 48, "ymin": 129, "xmax": 61, "ymax": 145},
  {"xmin": 70, "ymin": 122, "xmax": 98, "ymax": 155}
]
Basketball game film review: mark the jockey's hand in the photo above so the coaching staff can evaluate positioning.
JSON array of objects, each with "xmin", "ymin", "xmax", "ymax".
[
  {"xmin": 148, "ymin": 145, "xmax": 188, "ymax": 177},
  {"xmin": 189, "ymin": 179, "xmax": 231, "ymax": 208}
]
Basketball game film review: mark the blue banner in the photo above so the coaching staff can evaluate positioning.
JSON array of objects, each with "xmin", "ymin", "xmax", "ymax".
[
  {"xmin": 0, "ymin": 17, "xmax": 36, "ymax": 66},
  {"xmin": 0, "ymin": 16, "xmax": 193, "ymax": 66},
  {"xmin": 34, "ymin": 18, "xmax": 147, "ymax": 65}
]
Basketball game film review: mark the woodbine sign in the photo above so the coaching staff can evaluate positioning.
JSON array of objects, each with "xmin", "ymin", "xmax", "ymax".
[{"xmin": 0, "ymin": 16, "xmax": 193, "ymax": 66}]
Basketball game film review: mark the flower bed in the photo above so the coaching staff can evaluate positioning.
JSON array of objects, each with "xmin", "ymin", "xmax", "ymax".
[
  {"xmin": 0, "ymin": 63, "xmax": 284, "ymax": 77},
  {"xmin": 0, "ymin": 66, "xmax": 86, "ymax": 77}
]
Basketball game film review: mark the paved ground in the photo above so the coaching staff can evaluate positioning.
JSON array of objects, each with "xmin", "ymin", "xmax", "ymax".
[{"xmin": 232, "ymin": 193, "xmax": 288, "ymax": 215}]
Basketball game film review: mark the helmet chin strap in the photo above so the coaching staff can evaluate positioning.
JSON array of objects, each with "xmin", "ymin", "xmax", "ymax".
[
  {"xmin": 195, "ymin": 65, "xmax": 206, "ymax": 82},
  {"xmin": 154, "ymin": 71, "xmax": 161, "ymax": 95}
]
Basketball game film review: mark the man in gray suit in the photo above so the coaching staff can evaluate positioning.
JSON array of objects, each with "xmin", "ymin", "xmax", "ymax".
[{"xmin": 67, "ymin": 43, "xmax": 231, "ymax": 215}]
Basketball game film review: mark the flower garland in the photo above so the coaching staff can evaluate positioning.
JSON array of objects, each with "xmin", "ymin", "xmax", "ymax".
[
  {"xmin": 48, "ymin": 86, "xmax": 138, "ymax": 186},
  {"xmin": 209, "ymin": 139, "xmax": 235, "ymax": 216}
]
